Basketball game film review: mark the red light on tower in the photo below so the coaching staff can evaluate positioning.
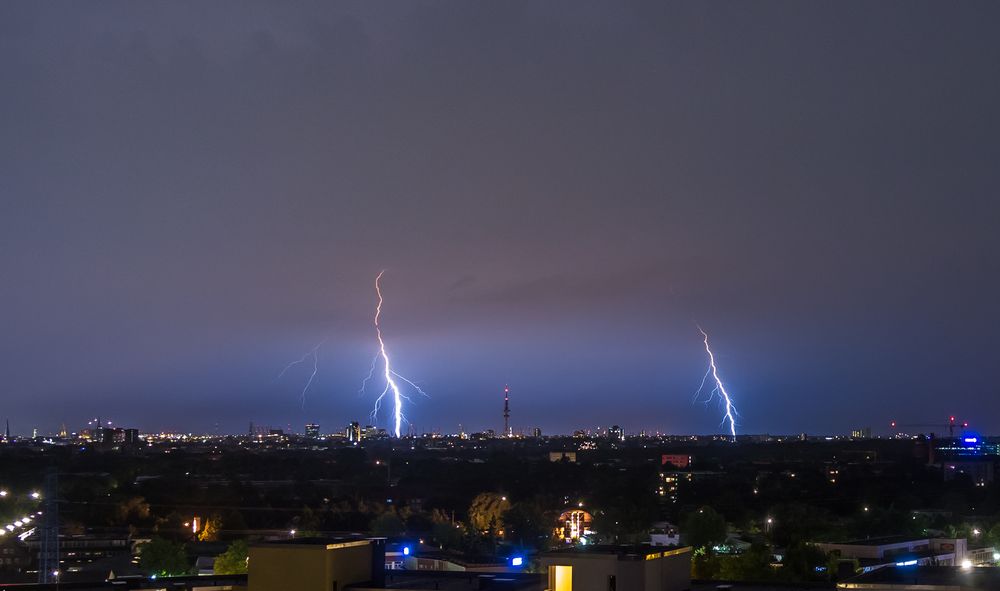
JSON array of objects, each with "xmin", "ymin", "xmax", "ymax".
[
  {"xmin": 890, "ymin": 421, "xmax": 897, "ymax": 429},
  {"xmin": 950, "ymin": 416, "xmax": 956, "ymax": 422}
]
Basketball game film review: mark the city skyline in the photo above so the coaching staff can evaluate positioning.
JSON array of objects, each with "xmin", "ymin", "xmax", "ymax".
[{"xmin": 3, "ymin": 2, "xmax": 1000, "ymax": 435}]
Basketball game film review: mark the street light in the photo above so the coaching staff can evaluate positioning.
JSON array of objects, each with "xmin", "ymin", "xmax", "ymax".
[
  {"xmin": 0, "ymin": 490, "xmax": 7, "ymax": 498},
  {"xmin": 30, "ymin": 491, "xmax": 40, "ymax": 500}
]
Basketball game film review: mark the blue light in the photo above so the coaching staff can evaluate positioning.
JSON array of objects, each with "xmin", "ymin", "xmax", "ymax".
[
  {"xmin": 964, "ymin": 437, "xmax": 978, "ymax": 444},
  {"xmin": 896, "ymin": 559, "xmax": 917, "ymax": 567},
  {"xmin": 403, "ymin": 546, "xmax": 411, "ymax": 556},
  {"xmin": 511, "ymin": 556, "xmax": 524, "ymax": 567}
]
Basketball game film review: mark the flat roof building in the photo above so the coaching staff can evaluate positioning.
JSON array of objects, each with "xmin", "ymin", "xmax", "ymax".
[
  {"xmin": 540, "ymin": 545, "xmax": 692, "ymax": 591},
  {"xmin": 813, "ymin": 536, "xmax": 996, "ymax": 572},
  {"xmin": 248, "ymin": 537, "xmax": 384, "ymax": 591},
  {"xmin": 839, "ymin": 565, "xmax": 1000, "ymax": 591}
]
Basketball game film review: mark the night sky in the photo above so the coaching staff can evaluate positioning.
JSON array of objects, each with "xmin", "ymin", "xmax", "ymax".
[{"xmin": 2, "ymin": 2, "xmax": 1000, "ymax": 436}]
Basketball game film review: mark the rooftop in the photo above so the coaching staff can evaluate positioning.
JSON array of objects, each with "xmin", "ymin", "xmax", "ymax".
[
  {"xmin": 825, "ymin": 536, "xmax": 928, "ymax": 546},
  {"xmin": 840, "ymin": 566, "xmax": 1000, "ymax": 590},
  {"xmin": 543, "ymin": 544, "xmax": 691, "ymax": 560},
  {"xmin": 253, "ymin": 535, "xmax": 373, "ymax": 548},
  {"xmin": 353, "ymin": 571, "xmax": 545, "ymax": 591}
]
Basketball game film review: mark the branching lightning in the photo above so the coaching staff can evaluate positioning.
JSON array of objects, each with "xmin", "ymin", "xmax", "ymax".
[
  {"xmin": 361, "ymin": 271, "xmax": 425, "ymax": 438},
  {"xmin": 693, "ymin": 326, "xmax": 739, "ymax": 439},
  {"xmin": 278, "ymin": 339, "xmax": 325, "ymax": 409}
]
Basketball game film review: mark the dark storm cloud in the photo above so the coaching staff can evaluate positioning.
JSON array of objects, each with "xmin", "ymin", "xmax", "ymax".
[{"xmin": 2, "ymin": 1, "xmax": 999, "ymax": 435}]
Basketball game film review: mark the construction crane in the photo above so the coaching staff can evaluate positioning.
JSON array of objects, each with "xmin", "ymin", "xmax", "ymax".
[{"xmin": 890, "ymin": 416, "xmax": 967, "ymax": 438}]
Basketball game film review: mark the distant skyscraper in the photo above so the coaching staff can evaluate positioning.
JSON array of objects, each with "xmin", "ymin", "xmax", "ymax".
[
  {"xmin": 347, "ymin": 421, "xmax": 362, "ymax": 443},
  {"xmin": 608, "ymin": 425, "xmax": 624, "ymax": 442},
  {"xmin": 533, "ymin": 427, "xmax": 542, "ymax": 438},
  {"xmin": 305, "ymin": 423, "xmax": 320, "ymax": 438},
  {"xmin": 503, "ymin": 385, "xmax": 511, "ymax": 437}
]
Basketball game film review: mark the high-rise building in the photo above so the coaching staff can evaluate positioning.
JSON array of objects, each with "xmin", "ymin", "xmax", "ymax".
[
  {"xmin": 347, "ymin": 421, "xmax": 362, "ymax": 443},
  {"xmin": 533, "ymin": 427, "xmax": 542, "ymax": 438},
  {"xmin": 608, "ymin": 425, "xmax": 624, "ymax": 442},
  {"xmin": 851, "ymin": 427, "xmax": 873, "ymax": 439},
  {"xmin": 305, "ymin": 423, "xmax": 320, "ymax": 439}
]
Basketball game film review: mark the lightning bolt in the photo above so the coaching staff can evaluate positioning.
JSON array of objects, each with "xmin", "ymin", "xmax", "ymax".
[
  {"xmin": 362, "ymin": 271, "xmax": 425, "ymax": 438},
  {"xmin": 693, "ymin": 326, "xmax": 739, "ymax": 440},
  {"xmin": 277, "ymin": 339, "xmax": 325, "ymax": 409}
]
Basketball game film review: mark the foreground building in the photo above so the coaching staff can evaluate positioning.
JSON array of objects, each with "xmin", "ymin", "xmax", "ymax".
[
  {"xmin": 815, "ymin": 536, "xmax": 994, "ymax": 571},
  {"xmin": 0, "ymin": 537, "xmax": 692, "ymax": 591},
  {"xmin": 540, "ymin": 545, "xmax": 692, "ymax": 591},
  {"xmin": 839, "ymin": 565, "xmax": 1000, "ymax": 591}
]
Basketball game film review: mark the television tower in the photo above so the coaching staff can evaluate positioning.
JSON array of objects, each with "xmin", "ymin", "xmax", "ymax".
[
  {"xmin": 503, "ymin": 385, "xmax": 511, "ymax": 437},
  {"xmin": 38, "ymin": 468, "xmax": 59, "ymax": 583}
]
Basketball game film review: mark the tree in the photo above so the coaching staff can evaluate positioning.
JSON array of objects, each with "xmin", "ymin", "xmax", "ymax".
[
  {"xmin": 370, "ymin": 511, "xmax": 406, "ymax": 537},
  {"xmin": 138, "ymin": 537, "xmax": 190, "ymax": 577},
  {"xmin": 468, "ymin": 493, "xmax": 511, "ymax": 533},
  {"xmin": 780, "ymin": 542, "xmax": 828, "ymax": 581},
  {"xmin": 114, "ymin": 496, "xmax": 152, "ymax": 526},
  {"xmin": 717, "ymin": 543, "xmax": 774, "ymax": 582},
  {"xmin": 681, "ymin": 507, "xmax": 728, "ymax": 550},
  {"xmin": 691, "ymin": 548, "xmax": 721, "ymax": 579},
  {"xmin": 198, "ymin": 514, "xmax": 222, "ymax": 542},
  {"xmin": 213, "ymin": 540, "xmax": 249, "ymax": 575},
  {"xmin": 503, "ymin": 502, "xmax": 553, "ymax": 550},
  {"xmin": 432, "ymin": 521, "xmax": 465, "ymax": 550}
]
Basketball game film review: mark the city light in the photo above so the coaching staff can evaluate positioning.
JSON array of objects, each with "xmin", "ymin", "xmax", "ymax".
[
  {"xmin": 0, "ymin": 490, "xmax": 7, "ymax": 497},
  {"xmin": 511, "ymin": 556, "xmax": 524, "ymax": 567},
  {"xmin": 402, "ymin": 546, "xmax": 411, "ymax": 556},
  {"xmin": 30, "ymin": 491, "xmax": 40, "ymax": 500},
  {"xmin": 961, "ymin": 559, "xmax": 973, "ymax": 569}
]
